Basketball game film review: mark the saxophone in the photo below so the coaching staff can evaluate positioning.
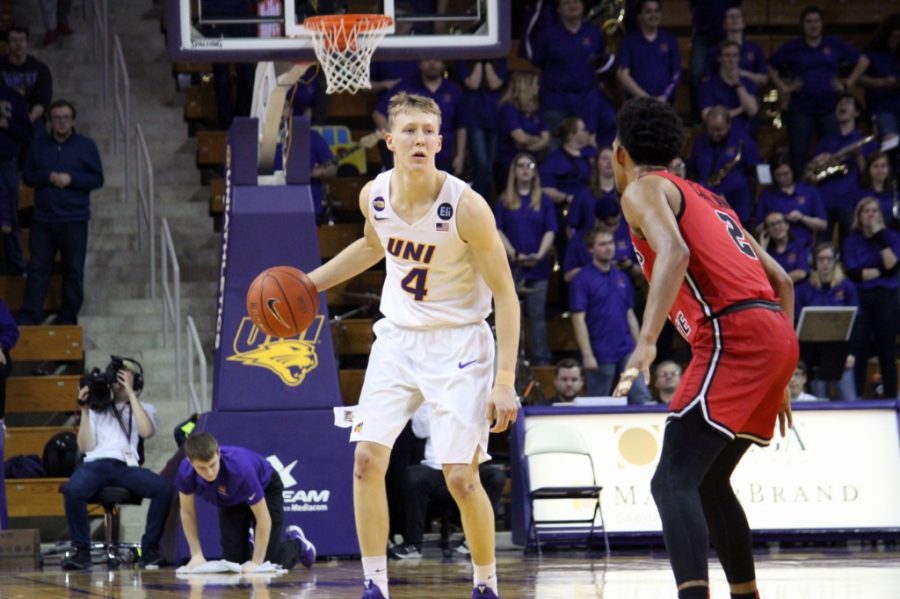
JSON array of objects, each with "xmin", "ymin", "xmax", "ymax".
[
  {"xmin": 586, "ymin": 0, "xmax": 625, "ymax": 37},
  {"xmin": 708, "ymin": 140, "xmax": 744, "ymax": 187},
  {"xmin": 803, "ymin": 134, "xmax": 877, "ymax": 183}
]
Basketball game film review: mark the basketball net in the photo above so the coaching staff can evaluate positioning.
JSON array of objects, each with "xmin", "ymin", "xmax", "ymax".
[{"xmin": 305, "ymin": 14, "xmax": 393, "ymax": 95}]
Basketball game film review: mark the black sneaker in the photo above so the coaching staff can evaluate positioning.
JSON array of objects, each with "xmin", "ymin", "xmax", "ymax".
[
  {"xmin": 139, "ymin": 547, "xmax": 165, "ymax": 568},
  {"xmin": 389, "ymin": 542, "xmax": 422, "ymax": 559},
  {"xmin": 62, "ymin": 547, "xmax": 92, "ymax": 570}
]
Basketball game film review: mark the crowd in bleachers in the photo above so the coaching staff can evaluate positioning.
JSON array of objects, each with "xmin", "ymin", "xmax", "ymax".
[{"xmin": 292, "ymin": 0, "xmax": 899, "ymax": 403}]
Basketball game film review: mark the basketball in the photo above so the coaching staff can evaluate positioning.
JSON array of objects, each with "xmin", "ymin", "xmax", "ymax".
[{"xmin": 246, "ymin": 266, "xmax": 320, "ymax": 338}]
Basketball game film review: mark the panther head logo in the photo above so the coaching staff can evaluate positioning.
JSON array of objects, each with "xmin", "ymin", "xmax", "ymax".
[
  {"xmin": 228, "ymin": 339, "xmax": 319, "ymax": 386},
  {"xmin": 228, "ymin": 317, "xmax": 323, "ymax": 386}
]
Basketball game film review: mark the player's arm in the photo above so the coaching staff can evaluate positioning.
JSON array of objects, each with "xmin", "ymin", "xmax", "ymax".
[
  {"xmin": 458, "ymin": 188, "xmax": 520, "ymax": 433},
  {"xmin": 743, "ymin": 233, "xmax": 795, "ymax": 323},
  {"xmin": 619, "ymin": 177, "xmax": 690, "ymax": 380},
  {"xmin": 178, "ymin": 492, "xmax": 207, "ymax": 568},
  {"xmin": 246, "ymin": 498, "xmax": 272, "ymax": 569},
  {"xmin": 307, "ymin": 181, "xmax": 385, "ymax": 292}
]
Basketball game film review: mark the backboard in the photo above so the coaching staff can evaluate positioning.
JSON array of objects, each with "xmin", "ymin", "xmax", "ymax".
[{"xmin": 167, "ymin": 0, "xmax": 510, "ymax": 62}]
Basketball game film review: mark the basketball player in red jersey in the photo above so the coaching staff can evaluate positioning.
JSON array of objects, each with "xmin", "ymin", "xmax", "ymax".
[{"xmin": 611, "ymin": 98, "xmax": 799, "ymax": 599}]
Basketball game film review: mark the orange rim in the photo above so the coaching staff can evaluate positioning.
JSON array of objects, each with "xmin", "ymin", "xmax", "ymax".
[{"xmin": 304, "ymin": 14, "xmax": 393, "ymax": 33}]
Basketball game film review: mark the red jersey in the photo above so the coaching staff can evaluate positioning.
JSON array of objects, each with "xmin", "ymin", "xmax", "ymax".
[{"xmin": 630, "ymin": 171, "xmax": 778, "ymax": 344}]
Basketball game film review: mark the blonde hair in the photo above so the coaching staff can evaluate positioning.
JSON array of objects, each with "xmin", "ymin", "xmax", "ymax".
[
  {"xmin": 502, "ymin": 152, "xmax": 542, "ymax": 211},
  {"xmin": 500, "ymin": 71, "xmax": 540, "ymax": 116},
  {"xmin": 809, "ymin": 242, "xmax": 846, "ymax": 288},
  {"xmin": 386, "ymin": 92, "xmax": 442, "ymax": 130},
  {"xmin": 851, "ymin": 196, "xmax": 883, "ymax": 232}
]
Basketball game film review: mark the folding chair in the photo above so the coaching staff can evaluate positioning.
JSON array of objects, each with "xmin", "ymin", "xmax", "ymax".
[{"xmin": 523, "ymin": 422, "xmax": 610, "ymax": 555}]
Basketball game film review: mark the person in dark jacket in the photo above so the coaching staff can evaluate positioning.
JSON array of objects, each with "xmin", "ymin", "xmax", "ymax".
[
  {"xmin": 18, "ymin": 99, "xmax": 103, "ymax": 325},
  {"xmin": 0, "ymin": 79, "xmax": 32, "ymax": 275},
  {"xmin": 0, "ymin": 298, "xmax": 20, "ymax": 529}
]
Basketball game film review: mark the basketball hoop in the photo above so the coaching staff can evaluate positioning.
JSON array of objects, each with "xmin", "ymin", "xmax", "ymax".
[{"xmin": 304, "ymin": 14, "xmax": 393, "ymax": 95}]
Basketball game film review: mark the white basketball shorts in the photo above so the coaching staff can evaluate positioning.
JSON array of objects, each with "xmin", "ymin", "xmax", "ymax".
[{"xmin": 349, "ymin": 318, "xmax": 494, "ymax": 465}]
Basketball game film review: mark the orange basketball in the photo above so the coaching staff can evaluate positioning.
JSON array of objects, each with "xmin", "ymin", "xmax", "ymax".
[{"xmin": 246, "ymin": 266, "xmax": 320, "ymax": 338}]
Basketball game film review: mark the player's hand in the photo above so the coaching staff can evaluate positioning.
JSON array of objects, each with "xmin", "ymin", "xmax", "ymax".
[
  {"xmin": 613, "ymin": 342, "xmax": 656, "ymax": 397},
  {"xmin": 487, "ymin": 383, "xmax": 518, "ymax": 433},
  {"xmin": 77, "ymin": 385, "xmax": 90, "ymax": 408},
  {"xmin": 241, "ymin": 560, "xmax": 264, "ymax": 573},
  {"xmin": 777, "ymin": 387, "xmax": 793, "ymax": 437},
  {"xmin": 186, "ymin": 554, "xmax": 207, "ymax": 570}
]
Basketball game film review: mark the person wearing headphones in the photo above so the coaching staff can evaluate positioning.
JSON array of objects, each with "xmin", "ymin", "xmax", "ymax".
[{"xmin": 62, "ymin": 356, "xmax": 172, "ymax": 570}]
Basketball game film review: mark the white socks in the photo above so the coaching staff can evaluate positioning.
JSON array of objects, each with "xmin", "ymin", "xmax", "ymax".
[
  {"xmin": 362, "ymin": 555, "xmax": 389, "ymax": 598},
  {"xmin": 473, "ymin": 561, "xmax": 498, "ymax": 594}
]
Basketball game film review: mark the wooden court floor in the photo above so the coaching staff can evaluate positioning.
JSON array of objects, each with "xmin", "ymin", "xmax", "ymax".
[{"xmin": 1, "ymin": 548, "xmax": 899, "ymax": 598}]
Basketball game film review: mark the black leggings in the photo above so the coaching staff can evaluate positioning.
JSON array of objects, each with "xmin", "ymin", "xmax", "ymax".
[{"xmin": 650, "ymin": 406, "xmax": 755, "ymax": 587}]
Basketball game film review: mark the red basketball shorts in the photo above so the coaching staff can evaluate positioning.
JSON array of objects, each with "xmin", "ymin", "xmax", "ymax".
[{"xmin": 669, "ymin": 306, "xmax": 799, "ymax": 446}]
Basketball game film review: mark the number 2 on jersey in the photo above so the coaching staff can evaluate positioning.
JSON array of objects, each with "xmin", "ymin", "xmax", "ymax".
[
  {"xmin": 715, "ymin": 210, "xmax": 757, "ymax": 259},
  {"xmin": 401, "ymin": 268, "xmax": 429, "ymax": 301}
]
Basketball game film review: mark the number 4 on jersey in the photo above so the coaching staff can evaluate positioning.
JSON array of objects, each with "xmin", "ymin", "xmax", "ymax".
[
  {"xmin": 716, "ymin": 211, "xmax": 757, "ymax": 259},
  {"xmin": 401, "ymin": 268, "xmax": 429, "ymax": 301}
]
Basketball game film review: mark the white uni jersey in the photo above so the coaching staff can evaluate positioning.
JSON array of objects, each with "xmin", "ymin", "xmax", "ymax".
[{"xmin": 369, "ymin": 169, "xmax": 492, "ymax": 329}]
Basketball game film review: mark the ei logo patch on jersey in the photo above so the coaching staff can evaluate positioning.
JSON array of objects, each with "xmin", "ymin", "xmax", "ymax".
[
  {"xmin": 373, "ymin": 196, "xmax": 386, "ymax": 211},
  {"xmin": 437, "ymin": 202, "xmax": 453, "ymax": 220}
]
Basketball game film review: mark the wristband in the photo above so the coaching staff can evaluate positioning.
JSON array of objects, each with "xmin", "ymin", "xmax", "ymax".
[
  {"xmin": 495, "ymin": 370, "xmax": 515, "ymax": 387},
  {"xmin": 874, "ymin": 229, "xmax": 890, "ymax": 249}
]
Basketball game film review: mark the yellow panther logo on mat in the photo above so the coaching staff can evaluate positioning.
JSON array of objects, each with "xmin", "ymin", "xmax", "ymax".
[{"xmin": 227, "ymin": 315, "xmax": 324, "ymax": 386}]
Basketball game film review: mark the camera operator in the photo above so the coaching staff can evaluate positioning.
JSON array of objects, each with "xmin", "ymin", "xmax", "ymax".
[{"xmin": 62, "ymin": 356, "xmax": 172, "ymax": 570}]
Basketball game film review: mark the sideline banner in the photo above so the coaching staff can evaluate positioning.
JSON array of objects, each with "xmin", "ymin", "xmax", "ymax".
[{"xmin": 511, "ymin": 404, "xmax": 900, "ymax": 543}]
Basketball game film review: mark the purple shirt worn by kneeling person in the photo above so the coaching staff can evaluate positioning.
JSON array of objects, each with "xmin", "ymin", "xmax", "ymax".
[{"xmin": 175, "ymin": 446, "xmax": 273, "ymax": 507}]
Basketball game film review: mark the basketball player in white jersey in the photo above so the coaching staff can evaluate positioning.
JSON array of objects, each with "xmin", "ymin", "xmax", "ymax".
[{"xmin": 307, "ymin": 92, "xmax": 520, "ymax": 599}]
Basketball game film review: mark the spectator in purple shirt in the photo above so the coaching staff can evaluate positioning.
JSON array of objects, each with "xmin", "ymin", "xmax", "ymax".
[
  {"xmin": 713, "ymin": 7, "xmax": 769, "ymax": 87},
  {"xmin": 570, "ymin": 226, "xmax": 652, "ymax": 404},
  {"xmin": 529, "ymin": 0, "xmax": 617, "ymax": 148},
  {"xmin": 457, "ymin": 59, "xmax": 507, "ymax": 201},
  {"xmin": 567, "ymin": 147, "xmax": 615, "ymax": 238},
  {"xmin": 768, "ymin": 6, "xmax": 869, "ymax": 177},
  {"xmin": 808, "ymin": 94, "xmax": 878, "ymax": 241},
  {"xmin": 177, "ymin": 433, "xmax": 317, "ymax": 573},
  {"xmin": 859, "ymin": 14, "xmax": 900, "ymax": 143},
  {"xmin": 794, "ymin": 242, "xmax": 858, "ymax": 400},
  {"xmin": 373, "ymin": 60, "xmax": 465, "ymax": 174},
  {"xmin": 755, "ymin": 150, "xmax": 827, "ymax": 248},
  {"xmin": 688, "ymin": 0, "xmax": 740, "ymax": 122},
  {"xmin": 757, "ymin": 211, "xmax": 811, "ymax": 283},
  {"xmin": 699, "ymin": 40, "xmax": 759, "ymax": 134},
  {"xmin": 495, "ymin": 71, "xmax": 550, "ymax": 191},
  {"xmin": 496, "ymin": 153, "xmax": 558, "ymax": 365},
  {"xmin": 842, "ymin": 197, "xmax": 900, "ymax": 397},
  {"xmin": 859, "ymin": 152, "xmax": 898, "ymax": 230},
  {"xmin": 689, "ymin": 106, "xmax": 760, "ymax": 225},
  {"xmin": 617, "ymin": 0, "xmax": 681, "ymax": 103}
]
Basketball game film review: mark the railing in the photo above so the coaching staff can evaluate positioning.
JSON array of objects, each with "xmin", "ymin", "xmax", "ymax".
[
  {"xmin": 112, "ymin": 34, "xmax": 131, "ymax": 207},
  {"xmin": 135, "ymin": 124, "xmax": 157, "ymax": 299},
  {"xmin": 89, "ymin": 0, "xmax": 109, "ymax": 108},
  {"xmin": 161, "ymin": 218, "xmax": 182, "ymax": 403},
  {"xmin": 186, "ymin": 316, "xmax": 209, "ymax": 414}
]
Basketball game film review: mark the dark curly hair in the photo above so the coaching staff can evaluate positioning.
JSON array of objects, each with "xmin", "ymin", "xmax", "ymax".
[{"xmin": 615, "ymin": 98, "xmax": 684, "ymax": 167}]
